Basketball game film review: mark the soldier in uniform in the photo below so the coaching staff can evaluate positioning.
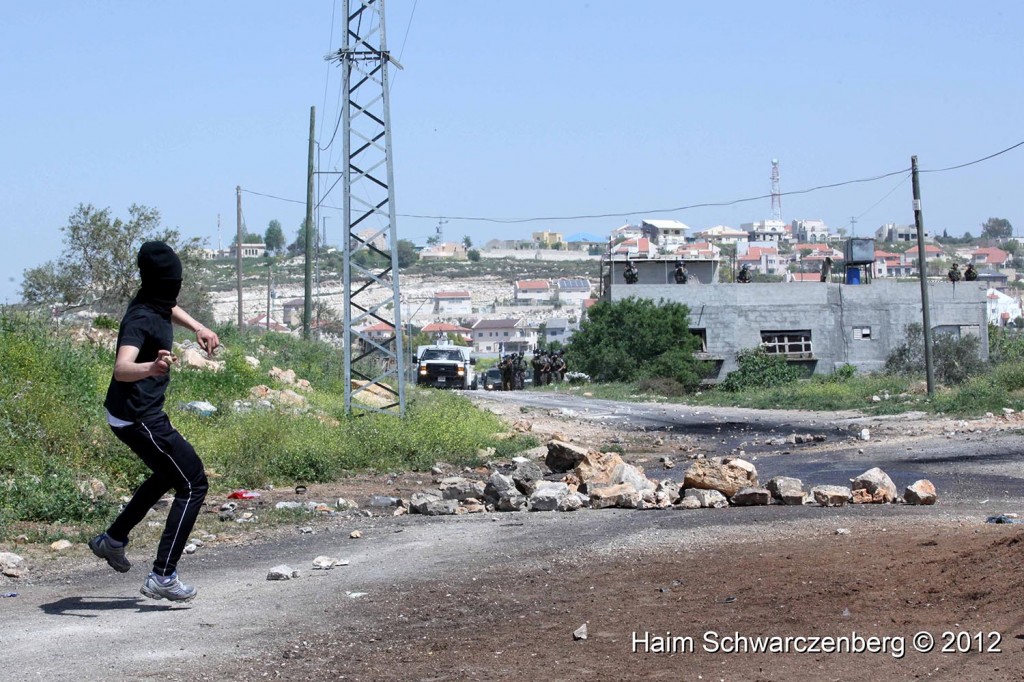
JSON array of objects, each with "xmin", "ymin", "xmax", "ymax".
[
  {"xmin": 540, "ymin": 352, "xmax": 553, "ymax": 386},
  {"xmin": 964, "ymin": 263, "xmax": 978, "ymax": 281},
  {"xmin": 737, "ymin": 263, "xmax": 752, "ymax": 283},
  {"xmin": 499, "ymin": 355, "xmax": 513, "ymax": 391},
  {"xmin": 531, "ymin": 351, "xmax": 545, "ymax": 387},
  {"xmin": 623, "ymin": 261, "xmax": 639, "ymax": 284},
  {"xmin": 551, "ymin": 350, "xmax": 567, "ymax": 382},
  {"xmin": 512, "ymin": 353, "xmax": 526, "ymax": 390},
  {"xmin": 673, "ymin": 260, "xmax": 688, "ymax": 284},
  {"xmin": 948, "ymin": 262, "xmax": 962, "ymax": 282}
]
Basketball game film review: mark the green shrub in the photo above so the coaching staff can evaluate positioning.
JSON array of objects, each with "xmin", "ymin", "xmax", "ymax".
[
  {"xmin": 992, "ymin": 361, "xmax": 1024, "ymax": 392},
  {"xmin": 640, "ymin": 348, "xmax": 713, "ymax": 391},
  {"xmin": 719, "ymin": 348, "xmax": 803, "ymax": 392},
  {"xmin": 930, "ymin": 379, "xmax": 1011, "ymax": 416},
  {"xmin": 932, "ymin": 333, "xmax": 984, "ymax": 386},
  {"xmin": 566, "ymin": 298, "xmax": 703, "ymax": 383},
  {"xmin": 989, "ymin": 325, "xmax": 1024, "ymax": 364},
  {"xmin": 825, "ymin": 364, "xmax": 856, "ymax": 383},
  {"xmin": 93, "ymin": 315, "xmax": 119, "ymax": 330},
  {"xmin": 0, "ymin": 472, "xmax": 117, "ymax": 524},
  {"xmin": 886, "ymin": 323, "xmax": 984, "ymax": 386}
]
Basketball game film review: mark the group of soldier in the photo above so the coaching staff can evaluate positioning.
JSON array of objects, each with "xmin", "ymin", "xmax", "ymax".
[
  {"xmin": 623, "ymin": 259, "xmax": 690, "ymax": 284},
  {"xmin": 496, "ymin": 349, "xmax": 567, "ymax": 390},
  {"xmin": 948, "ymin": 262, "xmax": 978, "ymax": 282},
  {"xmin": 625, "ymin": 257, "xmax": 981, "ymax": 285}
]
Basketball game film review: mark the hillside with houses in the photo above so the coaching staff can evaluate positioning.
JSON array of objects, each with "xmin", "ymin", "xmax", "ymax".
[{"xmin": 208, "ymin": 215, "xmax": 1024, "ymax": 355}]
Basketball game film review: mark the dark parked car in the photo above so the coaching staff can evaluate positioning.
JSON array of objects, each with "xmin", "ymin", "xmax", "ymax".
[{"xmin": 482, "ymin": 367, "xmax": 502, "ymax": 390}]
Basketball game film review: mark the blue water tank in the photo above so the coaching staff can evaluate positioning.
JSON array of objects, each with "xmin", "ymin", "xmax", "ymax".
[{"xmin": 845, "ymin": 267, "xmax": 861, "ymax": 285}]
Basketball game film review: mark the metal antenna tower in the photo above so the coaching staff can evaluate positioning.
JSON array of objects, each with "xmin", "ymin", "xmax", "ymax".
[
  {"xmin": 326, "ymin": 0, "xmax": 406, "ymax": 416},
  {"xmin": 770, "ymin": 158, "xmax": 782, "ymax": 222}
]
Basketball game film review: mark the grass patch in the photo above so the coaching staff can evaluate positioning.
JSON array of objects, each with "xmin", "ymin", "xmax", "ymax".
[{"xmin": 0, "ymin": 311, "xmax": 531, "ymax": 535}]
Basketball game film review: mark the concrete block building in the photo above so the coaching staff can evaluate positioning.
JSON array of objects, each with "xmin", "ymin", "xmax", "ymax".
[{"xmin": 602, "ymin": 256, "xmax": 987, "ymax": 379}]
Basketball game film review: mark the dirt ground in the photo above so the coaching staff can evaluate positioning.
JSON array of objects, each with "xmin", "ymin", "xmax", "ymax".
[
  {"xmin": 7, "ymin": 398, "xmax": 1024, "ymax": 682},
  {"xmin": 224, "ymin": 522, "xmax": 1024, "ymax": 681},
  {"xmin": 197, "ymin": 401, "xmax": 1024, "ymax": 682}
]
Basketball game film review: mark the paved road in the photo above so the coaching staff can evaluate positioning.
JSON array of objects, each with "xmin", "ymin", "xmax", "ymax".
[{"xmin": 3, "ymin": 393, "xmax": 1022, "ymax": 680}]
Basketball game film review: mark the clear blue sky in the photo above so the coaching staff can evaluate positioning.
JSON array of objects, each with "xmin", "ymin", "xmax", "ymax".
[{"xmin": 2, "ymin": 1, "xmax": 1022, "ymax": 303}]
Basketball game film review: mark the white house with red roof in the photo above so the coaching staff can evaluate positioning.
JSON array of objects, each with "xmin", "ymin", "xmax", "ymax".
[
  {"xmin": 358, "ymin": 321, "xmax": 395, "ymax": 341},
  {"xmin": 694, "ymin": 225, "xmax": 748, "ymax": 245},
  {"xmin": 513, "ymin": 279, "xmax": 552, "ymax": 303},
  {"xmin": 738, "ymin": 245, "xmax": 787, "ymax": 275},
  {"xmin": 611, "ymin": 237, "xmax": 658, "ymax": 258},
  {"xmin": 786, "ymin": 272, "xmax": 824, "ymax": 282},
  {"xmin": 906, "ymin": 244, "xmax": 944, "ymax": 262},
  {"xmin": 471, "ymin": 318, "xmax": 536, "ymax": 353},
  {"xmin": 793, "ymin": 243, "xmax": 838, "ymax": 257},
  {"xmin": 873, "ymin": 250, "xmax": 916, "ymax": 278},
  {"xmin": 421, "ymin": 322, "xmax": 473, "ymax": 344},
  {"xmin": 972, "ymin": 247, "xmax": 1010, "ymax": 268},
  {"xmin": 673, "ymin": 241, "xmax": 720, "ymax": 259},
  {"xmin": 433, "ymin": 290, "xmax": 472, "ymax": 315},
  {"xmin": 987, "ymin": 288, "xmax": 1022, "ymax": 326}
]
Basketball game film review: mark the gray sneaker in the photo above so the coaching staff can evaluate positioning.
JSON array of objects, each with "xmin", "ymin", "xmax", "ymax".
[
  {"xmin": 140, "ymin": 573, "xmax": 197, "ymax": 602},
  {"xmin": 88, "ymin": 534, "xmax": 131, "ymax": 573}
]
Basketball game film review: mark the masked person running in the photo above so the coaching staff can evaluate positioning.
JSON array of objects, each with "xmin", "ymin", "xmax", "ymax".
[{"xmin": 89, "ymin": 242, "xmax": 219, "ymax": 602}]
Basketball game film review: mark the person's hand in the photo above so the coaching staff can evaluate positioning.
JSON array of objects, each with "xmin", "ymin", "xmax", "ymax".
[
  {"xmin": 152, "ymin": 349, "xmax": 174, "ymax": 376},
  {"xmin": 196, "ymin": 327, "xmax": 220, "ymax": 357}
]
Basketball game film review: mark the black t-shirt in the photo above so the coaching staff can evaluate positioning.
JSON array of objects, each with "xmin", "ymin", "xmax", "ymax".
[{"xmin": 104, "ymin": 301, "xmax": 173, "ymax": 422}]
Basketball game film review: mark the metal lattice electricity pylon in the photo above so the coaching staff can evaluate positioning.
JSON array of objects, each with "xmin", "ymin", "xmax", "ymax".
[{"xmin": 326, "ymin": 0, "xmax": 406, "ymax": 416}]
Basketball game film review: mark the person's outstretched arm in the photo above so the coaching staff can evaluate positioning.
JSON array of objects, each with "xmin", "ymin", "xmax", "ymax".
[{"xmin": 171, "ymin": 306, "xmax": 220, "ymax": 356}]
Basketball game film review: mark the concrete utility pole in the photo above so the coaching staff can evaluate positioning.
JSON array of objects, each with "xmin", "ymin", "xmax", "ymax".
[
  {"xmin": 236, "ymin": 186, "xmax": 243, "ymax": 330},
  {"xmin": 304, "ymin": 106, "xmax": 315, "ymax": 340},
  {"xmin": 911, "ymin": 155, "xmax": 935, "ymax": 397},
  {"xmin": 326, "ymin": 0, "xmax": 407, "ymax": 416},
  {"xmin": 266, "ymin": 260, "xmax": 272, "ymax": 333}
]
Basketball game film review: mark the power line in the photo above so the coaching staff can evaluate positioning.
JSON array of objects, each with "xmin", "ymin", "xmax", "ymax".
[
  {"xmin": 398, "ymin": 168, "xmax": 911, "ymax": 224},
  {"xmin": 242, "ymin": 137, "xmax": 1024, "ymax": 225},
  {"xmin": 920, "ymin": 139, "xmax": 1024, "ymax": 173},
  {"xmin": 317, "ymin": 0, "xmax": 338, "ymax": 143},
  {"xmin": 854, "ymin": 172, "xmax": 912, "ymax": 222},
  {"xmin": 391, "ymin": 0, "xmax": 418, "ymax": 87}
]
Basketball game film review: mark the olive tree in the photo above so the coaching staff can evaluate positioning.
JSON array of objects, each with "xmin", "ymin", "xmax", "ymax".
[{"xmin": 22, "ymin": 203, "xmax": 210, "ymax": 321}]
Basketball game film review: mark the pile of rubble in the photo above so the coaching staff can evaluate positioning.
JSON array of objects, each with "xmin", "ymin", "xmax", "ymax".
[{"xmin": 402, "ymin": 439, "xmax": 938, "ymax": 516}]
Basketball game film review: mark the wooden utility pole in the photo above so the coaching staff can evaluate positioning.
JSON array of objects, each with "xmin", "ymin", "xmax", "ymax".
[
  {"xmin": 236, "ymin": 185, "xmax": 243, "ymax": 329},
  {"xmin": 303, "ymin": 106, "xmax": 315, "ymax": 340},
  {"xmin": 911, "ymin": 155, "xmax": 935, "ymax": 397}
]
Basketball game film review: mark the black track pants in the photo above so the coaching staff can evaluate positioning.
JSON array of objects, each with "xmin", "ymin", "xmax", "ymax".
[{"xmin": 107, "ymin": 413, "xmax": 208, "ymax": 577}]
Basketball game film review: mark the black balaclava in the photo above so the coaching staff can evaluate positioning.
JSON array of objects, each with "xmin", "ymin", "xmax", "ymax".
[{"xmin": 136, "ymin": 241, "xmax": 182, "ymax": 315}]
